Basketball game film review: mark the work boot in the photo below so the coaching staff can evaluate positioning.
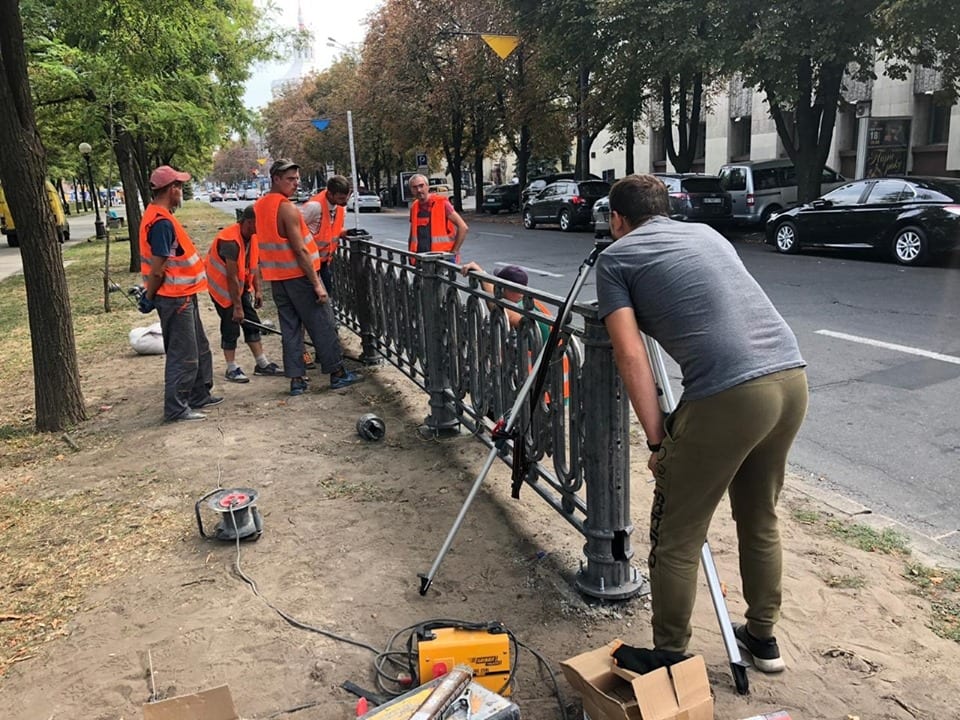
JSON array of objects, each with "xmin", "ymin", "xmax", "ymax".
[
  {"xmin": 193, "ymin": 395, "xmax": 224, "ymax": 408},
  {"xmin": 290, "ymin": 377, "xmax": 308, "ymax": 396},
  {"xmin": 166, "ymin": 410, "xmax": 206, "ymax": 422},
  {"xmin": 734, "ymin": 623, "xmax": 785, "ymax": 673},
  {"xmin": 330, "ymin": 368, "xmax": 361, "ymax": 390},
  {"xmin": 254, "ymin": 362, "xmax": 282, "ymax": 376}
]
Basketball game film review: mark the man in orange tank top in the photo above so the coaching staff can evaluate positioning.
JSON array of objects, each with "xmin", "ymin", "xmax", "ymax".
[
  {"xmin": 254, "ymin": 160, "xmax": 359, "ymax": 395},
  {"xmin": 139, "ymin": 165, "xmax": 220, "ymax": 422}
]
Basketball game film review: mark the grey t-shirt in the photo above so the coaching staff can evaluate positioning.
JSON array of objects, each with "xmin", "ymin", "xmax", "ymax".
[{"xmin": 596, "ymin": 216, "xmax": 805, "ymax": 401}]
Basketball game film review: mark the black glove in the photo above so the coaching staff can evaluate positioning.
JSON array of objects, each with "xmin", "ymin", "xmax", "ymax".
[
  {"xmin": 138, "ymin": 294, "xmax": 155, "ymax": 314},
  {"xmin": 611, "ymin": 642, "xmax": 690, "ymax": 675}
]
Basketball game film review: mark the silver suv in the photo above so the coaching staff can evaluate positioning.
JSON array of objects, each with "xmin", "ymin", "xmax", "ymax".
[{"xmin": 718, "ymin": 159, "xmax": 846, "ymax": 226}]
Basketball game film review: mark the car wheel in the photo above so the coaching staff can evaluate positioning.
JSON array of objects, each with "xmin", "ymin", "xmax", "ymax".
[
  {"xmin": 891, "ymin": 225, "xmax": 927, "ymax": 266},
  {"xmin": 774, "ymin": 220, "xmax": 799, "ymax": 254},
  {"xmin": 523, "ymin": 208, "xmax": 536, "ymax": 229},
  {"xmin": 559, "ymin": 208, "xmax": 574, "ymax": 232}
]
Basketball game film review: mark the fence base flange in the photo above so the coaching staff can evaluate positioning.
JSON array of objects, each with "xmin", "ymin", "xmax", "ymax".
[{"xmin": 575, "ymin": 568, "xmax": 650, "ymax": 601}]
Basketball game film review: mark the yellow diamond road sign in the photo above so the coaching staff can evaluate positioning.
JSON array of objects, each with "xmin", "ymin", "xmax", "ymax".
[{"xmin": 481, "ymin": 34, "xmax": 520, "ymax": 61}]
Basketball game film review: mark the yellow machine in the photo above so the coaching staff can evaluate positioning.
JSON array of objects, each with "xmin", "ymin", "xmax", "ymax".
[
  {"xmin": 0, "ymin": 180, "xmax": 70, "ymax": 248},
  {"xmin": 417, "ymin": 626, "xmax": 512, "ymax": 695}
]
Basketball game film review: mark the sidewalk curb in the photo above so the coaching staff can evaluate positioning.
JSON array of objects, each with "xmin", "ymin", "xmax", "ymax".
[{"xmin": 788, "ymin": 474, "xmax": 960, "ymax": 571}]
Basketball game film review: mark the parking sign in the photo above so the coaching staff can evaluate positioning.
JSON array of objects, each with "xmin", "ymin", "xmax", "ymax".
[{"xmin": 416, "ymin": 152, "xmax": 428, "ymax": 169}]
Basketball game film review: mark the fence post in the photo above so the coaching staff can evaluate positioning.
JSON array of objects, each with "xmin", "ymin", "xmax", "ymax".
[
  {"xmin": 576, "ymin": 313, "xmax": 647, "ymax": 600},
  {"xmin": 417, "ymin": 254, "xmax": 460, "ymax": 438},
  {"xmin": 347, "ymin": 233, "xmax": 380, "ymax": 365}
]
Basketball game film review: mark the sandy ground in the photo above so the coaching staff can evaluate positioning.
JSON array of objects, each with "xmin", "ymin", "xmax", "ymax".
[{"xmin": 1, "ymin": 308, "xmax": 959, "ymax": 720}]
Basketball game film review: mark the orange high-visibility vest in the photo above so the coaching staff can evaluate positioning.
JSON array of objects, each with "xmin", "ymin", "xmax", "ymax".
[
  {"xmin": 254, "ymin": 193, "xmax": 320, "ymax": 281},
  {"xmin": 408, "ymin": 197, "xmax": 455, "ymax": 254},
  {"xmin": 205, "ymin": 223, "xmax": 259, "ymax": 309},
  {"xmin": 139, "ymin": 204, "xmax": 207, "ymax": 297},
  {"xmin": 308, "ymin": 189, "xmax": 345, "ymax": 264},
  {"xmin": 533, "ymin": 299, "xmax": 570, "ymax": 403}
]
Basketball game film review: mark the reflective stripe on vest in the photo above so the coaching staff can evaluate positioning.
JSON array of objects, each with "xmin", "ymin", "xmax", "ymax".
[
  {"xmin": 308, "ymin": 190, "xmax": 345, "ymax": 263},
  {"xmin": 205, "ymin": 223, "xmax": 254, "ymax": 309},
  {"xmin": 139, "ymin": 204, "xmax": 207, "ymax": 297},
  {"xmin": 408, "ymin": 198, "xmax": 455, "ymax": 254},
  {"xmin": 254, "ymin": 193, "xmax": 320, "ymax": 281}
]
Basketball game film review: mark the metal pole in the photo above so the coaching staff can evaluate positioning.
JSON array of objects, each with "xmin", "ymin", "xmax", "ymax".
[
  {"xmin": 347, "ymin": 110, "xmax": 360, "ymax": 231},
  {"xmin": 84, "ymin": 154, "xmax": 106, "ymax": 240},
  {"xmin": 347, "ymin": 233, "xmax": 380, "ymax": 364},
  {"xmin": 418, "ymin": 254, "xmax": 460, "ymax": 439}
]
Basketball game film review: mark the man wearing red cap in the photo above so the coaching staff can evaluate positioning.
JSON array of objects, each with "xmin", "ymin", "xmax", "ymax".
[{"xmin": 138, "ymin": 165, "xmax": 221, "ymax": 421}]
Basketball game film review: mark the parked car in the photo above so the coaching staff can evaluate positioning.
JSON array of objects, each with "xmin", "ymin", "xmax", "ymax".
[
  {"xmin": 656, "ymin": 174, "xmax": 733, "ymax": 227},
  {"xmin": 348, "ymin": 189, "xmax": 382, "ymax": 213},
  {"xmin": 718, "ymin": 159, "xmax": 846, "ymax": 226},
  {"xmin": 223, "ymin": 189, "xmax": 239, "ymax": 202},
  {"xmin": 0, "ymin": 180, "xmax": 70, "ymax": 247},
  {"xmin": 209, "ymin": 190, "xmax": 223, "ymax": 202},
  {"xmin": 521, "ymin": 172, "xmax": 601, "ymax": 206},
  {"xmin": 522, "ymin": 179, "xmax": 610, "ymax": 231},
  {"xmin": 481, "ymin": 183, "xmax": 521, "ymax": 214},
  {"xmin": 240, "ymin": 185, "xmax": 260, "ymax": 201},
  {"xmin": 592, "ymin": 195, "xmax": 611, "ymax": 238},
  {"xmin": 292, "ymin": 186, "xmax": 311, "ymax": 203},
  {"xmin": 765, "ymin": 176, "xmax": 960, "ymax": 266},
  {"xmin": 428, "ymin": 183, "xmax": 452, "ymax": 199}
]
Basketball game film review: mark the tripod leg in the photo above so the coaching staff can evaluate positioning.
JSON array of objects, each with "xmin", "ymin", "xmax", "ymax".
[{"xmin": 701, "ymin": 540, "xmax": 750, "ymax": 695}]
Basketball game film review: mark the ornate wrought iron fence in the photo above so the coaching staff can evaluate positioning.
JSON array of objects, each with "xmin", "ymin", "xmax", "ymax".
[{"xmin": 335, "ymin": 235, "xmax": 646, "ymax": 600}]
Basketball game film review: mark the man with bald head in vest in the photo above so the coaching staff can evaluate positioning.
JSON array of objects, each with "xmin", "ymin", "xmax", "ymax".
[
  {"xmin": 307, "ymin": 174, "xmax": 350, "ymax": 297},
  {"xmin": 254, "ymin": 159, "xmax": 360, "ymax": 396},
  {"xmin": 407, "ymin": 174, "xmax": 468, "ymax": 261},
  {"xmin": 138, "ymin": 165, "xmax": 221, "ymax": 422}
]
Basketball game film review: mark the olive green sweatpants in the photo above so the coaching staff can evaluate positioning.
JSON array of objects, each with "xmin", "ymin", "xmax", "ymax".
[{"xmin": 648, "ymin": 367, "xmax": 808, "ymax": 653}]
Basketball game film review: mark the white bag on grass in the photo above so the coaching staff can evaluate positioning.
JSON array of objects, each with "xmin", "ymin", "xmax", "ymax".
[{"xmin": 129, "ymin": 322, "xmax": 164, "ymax": 355}]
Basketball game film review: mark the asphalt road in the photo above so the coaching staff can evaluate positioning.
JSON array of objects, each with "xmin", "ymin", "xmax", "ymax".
[{"xmin": 209, "ymin": 200, "xmax": 960, "ymax": 554}]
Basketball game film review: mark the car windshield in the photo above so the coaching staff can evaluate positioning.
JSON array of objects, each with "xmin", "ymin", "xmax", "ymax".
[{"xmin": 681, "ymin": 177, "xmax": 724, "ymax": 193}]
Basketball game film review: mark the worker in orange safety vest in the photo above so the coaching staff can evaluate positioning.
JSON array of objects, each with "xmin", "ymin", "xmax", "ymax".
[
  {"xmin": 407, "ymin": 173, "xmax": 468, "ymax": 261},
  {"xmin": 305, "ymin": 174, "xmax": 350, "ymax": 298}
]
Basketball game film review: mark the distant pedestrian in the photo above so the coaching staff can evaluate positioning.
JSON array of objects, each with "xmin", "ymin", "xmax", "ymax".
[
  {"xmin": 204, "ymin": 205, "xmax": 282, "ymax": 383},
  {"xmin": 407, "ymin": 174, "xmax": 468, "ymax": 261},
  {"xmin": 253, "ymin": 159, "xmax": 360, "ymax": 395},
  {"xmin": 596, "ymin": 173, "xmax": 808, "ymax": 671},
  {"xmin": 138, "ymin": 165, "xmax": 221, "ymax": 422}
]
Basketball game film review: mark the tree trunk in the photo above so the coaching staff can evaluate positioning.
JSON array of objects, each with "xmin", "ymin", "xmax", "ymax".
[
  {"xmin": 768, "ymin": 57, "xmax": 844, "ymax": 203},
  {"xmin": 575, "ymin": 63, "xmax": 591, "ymax": 179},
  {"xmin": 625, "ymin": 121, "xmax": 635, "ymax": 175},
  {"xmin": 664, "ymin": 73, "xmax": 704, "ymax": 173},
  {"xmin": 0, "ymin": 0, "xmax": 86, "ymax": 431},
  {"xmin": 114, "ymin": 129, "xmax": 142, "ymax": 272}
]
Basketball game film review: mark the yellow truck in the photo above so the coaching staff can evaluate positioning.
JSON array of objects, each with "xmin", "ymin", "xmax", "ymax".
[{"xmin": 0, "ymin": 180, "xmax": 71, "ymax": 247}]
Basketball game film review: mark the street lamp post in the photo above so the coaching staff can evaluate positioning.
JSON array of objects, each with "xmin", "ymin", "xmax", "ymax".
[{"xmin": 78, "ymin": 142, "xmax": 106, "ymax": 240}]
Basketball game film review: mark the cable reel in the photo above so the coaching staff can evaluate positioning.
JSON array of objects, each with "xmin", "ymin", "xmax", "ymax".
[{"xmin": 195, "ymin": 487, "xmax": 263, "ymax": 542}]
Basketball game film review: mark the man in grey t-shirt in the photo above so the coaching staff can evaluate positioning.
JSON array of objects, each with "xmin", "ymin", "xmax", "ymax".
[{"xmin": 596, "ymin": 174, "xmax": 808, "ymax": 673}]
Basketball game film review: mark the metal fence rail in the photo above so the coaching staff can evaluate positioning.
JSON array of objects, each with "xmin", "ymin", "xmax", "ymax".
[{"xmin": 335, "ymin": 235, "xmax": 646, "ymax": 600}]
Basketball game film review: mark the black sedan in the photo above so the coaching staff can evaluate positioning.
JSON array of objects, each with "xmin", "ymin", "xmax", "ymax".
[
  {"xmin": 481, "ymin": 183, "xmax": 521, "ymax": 214},
  {"xmin": 765, "ymin": 176, "xmax": 960, "ymax": 266}
]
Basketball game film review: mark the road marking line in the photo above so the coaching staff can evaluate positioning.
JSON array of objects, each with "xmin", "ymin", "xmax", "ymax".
[
  {"xmin": 815, "ymin": 329, "xmax": 960, "ymax": 365},
  {"xmin": 494, "ymin": 262, "xmax": 563, "ymax": 278},
  {"xmin": 477, "ymin": 231, "xmax": 514, "ymax": 238}
]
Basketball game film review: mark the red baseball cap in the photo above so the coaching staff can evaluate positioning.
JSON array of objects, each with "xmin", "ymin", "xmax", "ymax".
[{"xmin": 149, "ymin": 165, "xmax": 191, "ymax": 190}]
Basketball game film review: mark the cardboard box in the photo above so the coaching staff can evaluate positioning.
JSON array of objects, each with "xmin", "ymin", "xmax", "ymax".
[
  {"xmin": 143, "ymin": 685, "xmax": 239, "ymax": 720},
  {"xmin": 561, "ymin": 640, "xmax": 713, "ymax": 720}
]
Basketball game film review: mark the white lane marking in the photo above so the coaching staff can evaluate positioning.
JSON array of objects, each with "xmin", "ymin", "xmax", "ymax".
[
  {"xmin": 815, "ymin": 329, "xmax": 960, "ymax": 366},
  {"xmin": 477, "ymin": 231, "xmax": 514, "ymax": 238},
  {"xmin": 494, "ymin": 262, "xmax": 563, "ymax": 278}
]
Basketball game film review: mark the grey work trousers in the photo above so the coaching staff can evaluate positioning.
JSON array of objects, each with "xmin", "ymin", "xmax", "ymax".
[
  {"xmin": 648, "ymin": 367, "xmax": 808, "ymax": 653},
  {"xmin": 155, "ymin": 294, "xmax": 213, "ymax": 420},
  {"xmin": 270, "ymin": 275, "xmax": 342, "ymax": 378}
]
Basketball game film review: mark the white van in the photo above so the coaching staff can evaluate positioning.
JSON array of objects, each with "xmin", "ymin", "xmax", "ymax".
[{"xmin": 718, "ymin": 159, "xmax": 846, "ymax": 226}]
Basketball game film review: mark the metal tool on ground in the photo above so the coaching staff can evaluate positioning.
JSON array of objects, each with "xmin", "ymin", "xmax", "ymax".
[
  {"xmin": 418, "ymin": 240, "xmax": 611, "ymax": 596},
  {"xmin": 642, "ymin": 333, "xmax": 750, "ymax": 695},
  {"xmin": 357, "ymin": 413, "xmax": 386, "ymax": 441},
  {"xmin": 241, "ymin": 318, "xmax": 315, "ymax": 348},
  {"xmin": 195, "ymin": 487, "xmax": 263, "ymax": 541}
]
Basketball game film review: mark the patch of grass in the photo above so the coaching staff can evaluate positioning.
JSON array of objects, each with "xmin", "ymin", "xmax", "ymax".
[
  {"xmin": 824, "ymin": 573, "xmax": 866, "ymax": 589},
  {"xmin": 905, "ymin": 563, "xmax": 960, "ymax": 643},
  {"xmin": 824, "ymin": 518, "xmax": 910, "ymax": 555},
  {"xmin": 792, "ymin": 508, "xmax": 821, "ymax": 525},
  {"xmin": 318, "ymin": 475, "xmax": 391, "ymax": 502}
]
